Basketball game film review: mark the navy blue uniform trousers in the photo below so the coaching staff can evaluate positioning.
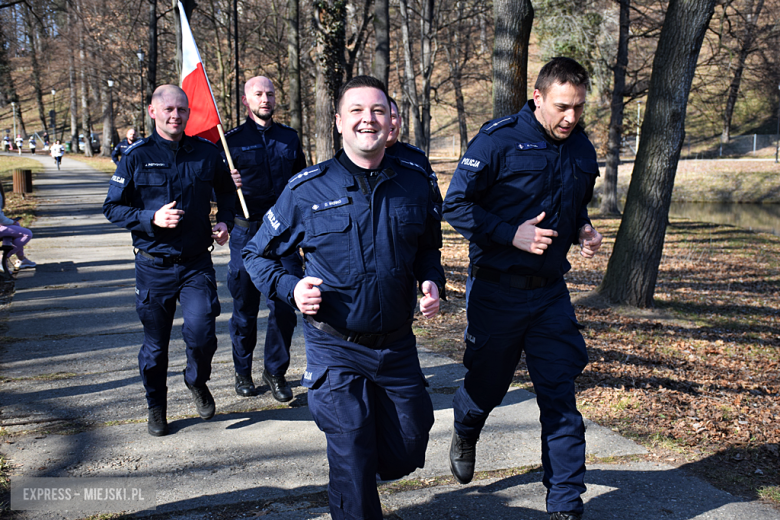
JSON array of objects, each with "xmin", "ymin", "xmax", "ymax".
[
  {"xmin": 135, "ymin": 252, "xmax": 221, "ymax": 408},
  {"xmin": 453, "ymin": 273, "xmax": 589, "ymax": 514},
  {"xmin": 228, "ymin": 221, "xmax": 302, "ymax": 377},
  {"xmin": 301, "ymin": 320, "xmax": 434, "ymax": 520}
]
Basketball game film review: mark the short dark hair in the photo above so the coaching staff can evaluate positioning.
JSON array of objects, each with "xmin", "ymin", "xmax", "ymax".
[
  {"xmin": 534, "ymin": 57, "xmax": 589, "ymax": 95},
  {"xmin": 387, "ymin": 95, "xmax": 398, "ymax": 112},
  {"xmin": 336, "ymin": 75, "xmax": 389, "ymax": 113}
]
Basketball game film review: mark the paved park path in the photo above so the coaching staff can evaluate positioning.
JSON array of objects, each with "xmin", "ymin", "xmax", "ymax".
[{"xmin": 1, "ymin": 152, "xmax": 778, "ymax": 519}]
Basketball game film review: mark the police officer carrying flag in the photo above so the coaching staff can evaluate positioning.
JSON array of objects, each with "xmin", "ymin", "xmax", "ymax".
[
  {"xmin": 443, "ymin": 57, "xmax": 603, "ymax": 520},
  {"xmin": 224, "ymin": 76, "xmax": 307, "ymax": 401},
  {"xmin": 104, "ymin": 85, "xmax": 235, "ymax": 437},
  {"xmin": 243, "ymin": 76, "xmax": 445, "ymax": 520}
]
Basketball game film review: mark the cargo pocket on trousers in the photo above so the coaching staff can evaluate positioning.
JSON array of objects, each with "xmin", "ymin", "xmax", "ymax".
[
  {"xmin": 463, "ymin": 327, "xmax": 490, "ymax": 371},
  {"xmin": 135, "ymin": 287, "xmax": 151, "ymax": 321},
  {"xmin": 301, "ymin": 366, "xmax": 338, "ymax": 434}
]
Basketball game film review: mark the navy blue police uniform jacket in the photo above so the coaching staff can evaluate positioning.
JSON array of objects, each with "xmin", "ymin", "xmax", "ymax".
[
  {"xmin": 103, "ymin": 131, "xmax": 235, "ymax": 256},
  {"xmin": 442, "ymin": 100, "xmax": 599, "ymax": 280},
  {"xmin": 386, "ymin": 141, "xmax": 434, "ymax": 176},
  {"xmin": 224, "ymin": 118, "xmax": 307, "ymax": 220},
  {"xmin": 243, "ymin": 152, "xmax": 446, "ymax": 334},
  {"xmin": 112, "ymin": 138, "xmax": 135, "ymax": 165}
]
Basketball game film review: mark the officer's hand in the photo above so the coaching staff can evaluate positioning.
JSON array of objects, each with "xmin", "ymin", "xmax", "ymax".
[
  {"xmin": 211, "ymin": 222, "xmax": 229, "ymax": 246},
  {"xmin": 294, "ymin": 277, "xmax": 323, "ymax": 315},
  {"xmin": 419, "ymin": 281, "xmax": 440, "ymax": 318},
  {"xmin": 579, "ymin": 224, "xmax": 603, "ymax": 258},
  {"xmin": 230, "ymin": 169, "xmax": 242, "ymax": 188},
  {"xmin": 512, "ymin": 211, "xmax": 558, "ymax": 255},
  {"xmin": 153, "ymin": 201, "xmax": 185, "ymax": 228}
]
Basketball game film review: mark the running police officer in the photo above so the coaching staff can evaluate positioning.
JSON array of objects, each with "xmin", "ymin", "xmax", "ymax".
[
  {"xmin": 224, "ymin": 76, "xmax": 307, "ymax": 401},
  {"xmin": 243, "ymin": 76, "xmax": 445, "ymax": 520},
  {"xmin": 443, "ymin": 58, "xmax": 603, "ymax": 520},
  {"xmin": 104, "ymin": 85, "xmax": 235, "ymax": 437},
  {"xmin": 112, "ymin": 128, "xmax": 138, "ymax": 165}
]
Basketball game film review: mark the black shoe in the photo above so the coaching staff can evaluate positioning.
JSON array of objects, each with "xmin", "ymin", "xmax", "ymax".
[
  {"xmin": 147, "ymin": 406, "xmax": 169, "ymax": 437},
  {"xmin": 263, "ymin": 370, "xmax": 293, "ymax": 402},
  {"xmin": 235, "ymin": 372, "xmax": 258, "ymax": 397},
  {"xmin": 449, "ymin": 430, "xmax": 477, "ymax": 484},
  {"xmin": 550, "ymin": 513, "xmax": 582, "ymax": 520},
  {"xmin": 183, "ymin": 370, "xmax": 215, "ymax": 420}
]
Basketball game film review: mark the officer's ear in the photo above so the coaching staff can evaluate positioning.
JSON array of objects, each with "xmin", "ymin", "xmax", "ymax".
[{"xmin": 335, "ymin": 113, "xmax": 343, "ymax": 134}]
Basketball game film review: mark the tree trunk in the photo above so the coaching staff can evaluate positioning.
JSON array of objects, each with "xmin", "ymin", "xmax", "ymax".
[
  {"xmin": 208, "ymin": 0, "xmax": 230, "ymax": 125},
  {"xmin": 287, "ymin": 0, "xmax": 303, "ymax": 137},
  {"xmin": 420, "ymin": 0, "xmax": 435, "ymax": 155},
  {"xmin": 68, "ymin": 32, "xmax": 79, "ymax": 152},
  {"xmin": 315, "ymin": 40, "xmax": 334, "ymax": 163},
  {"xmin": 146, "ymin": 0, "xmax": 157, "ymax": 136},
  {"xmin": 601, "ymin": 0, "xmax": 630, "ymax": 216},
  {"xmin": 444, "ymin": 0, "xmax": 469, "ymax": 158},
  {"xmin": 721, "ymin": 0, "xmax": 764, "ymax": 144},
  {"xmin": 24, "ymin": 5, "xmax": 47, "ymax": 134},
  {"xmin": 79, "ymin": 23, "xmax": 92, "ymax": 157},
  {"xmin": 102, "ymin": 70, "xmax": 113, "ymax": 157},
  {"xmin": 492, "ymin": 0, "xmax": 533, "ymax": 118},
  {"xmin": 373, "ymin": 0, "xmax": 389, "ymax": 86},
  {"xmin": 399, "ymin": 0, "xmax": 423, "ymax": 149},
  {"xmin": 597, "ymin": 0, "xmax": 718, "ymax": 307}
]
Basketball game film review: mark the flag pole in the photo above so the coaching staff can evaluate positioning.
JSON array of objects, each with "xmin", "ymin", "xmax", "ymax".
[{"xmin": 217, "ymin": 124, "xmax": 250, "ymax": 219}]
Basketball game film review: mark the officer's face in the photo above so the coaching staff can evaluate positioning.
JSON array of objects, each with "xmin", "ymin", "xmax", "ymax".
[
  {"xmin": 336, "ymin": 87, "xmax": 390, "ymax": 165},
  {"xmin": 532, "ymin": 82, "xmax": 587, "ymax": 141},
  {"xmin": 243, "ymin": 77, "xmax": 276, "ymax": 123},
  {"xmin": 386, "ymin": 102, "xmax": 400, "ymax": 147},
  {"xmin": 149, "ymin": 91, "xmax": 189, "ymax": 141},
  {"xmin": 127, "ymin": 129, "xmax": 136, "ymax": 142}
]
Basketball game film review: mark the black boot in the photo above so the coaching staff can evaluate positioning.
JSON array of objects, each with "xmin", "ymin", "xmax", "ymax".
[
  {"xmin": 550, "ymin": 513, "xmax": 582, "ymax": 520},
  {"xmin": 449, "ymin": 430, "xmax": 478, "ymax": 484},
  {"xmin": 183, "ymin": 370, "xmax": 215, "ymax": 420},
  {"xmin": 262, "ymin": 370, "xmax": 293, "ymax": 402},
  {"xmin": 235, "ymin": 372, "xmax": 258, "ymax": 397},
  {"xmin": 147, "ymin": 406, "xmax": 169, "ymax": 437}
]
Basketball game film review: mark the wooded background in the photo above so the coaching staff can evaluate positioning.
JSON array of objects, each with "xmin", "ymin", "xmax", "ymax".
[{"xmin": 1, "ymin": 0, "xmax": 779, "ymax": 161}]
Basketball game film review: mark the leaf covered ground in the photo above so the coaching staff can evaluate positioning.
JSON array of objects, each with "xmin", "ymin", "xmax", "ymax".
[{"xmin": 417, "ymin": 167, "xmax": 780, "ymax": 505}]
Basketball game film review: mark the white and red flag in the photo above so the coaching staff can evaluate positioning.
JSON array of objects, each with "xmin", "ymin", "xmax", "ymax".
[
  {"xmin": 177, "ymin": 1, "xmax": 249, "ymax": 217},
  {"xmin": 178, "ymin": 1, "xmax": 221, "ymax": 143}
]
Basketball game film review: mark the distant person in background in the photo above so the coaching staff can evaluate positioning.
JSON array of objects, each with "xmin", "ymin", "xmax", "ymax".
[
  {"xmin": 385, "ymin": 96, "xmax": 438, "ymax": 187},
  {"xmin": 50, "ymin": 140, "xmax": 65, "ymax": 170},
  {"xmin": 0, "ymin": 183, "xmax": 35, "ymax": 270},
  {"xmin": 43, "ymin": 131, "xmax": 50, "ymax": 148},
  {"xmin": 29, "ymin": 136, "xmax": 36, "ymax": 155},
  {"xmin": 15, "ymin": 135, "xmax": 23, "ymax": 154},
  {"xmin": 111, "ymin": 128, "xmax": 137, "ymax": 165},
  {"xmin": 3, "ymin": 135, "xmax": 10, "ymax": 151}
]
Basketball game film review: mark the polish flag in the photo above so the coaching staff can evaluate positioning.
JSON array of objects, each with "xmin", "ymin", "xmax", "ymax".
[{"xmin": 179, "ymin": 1, "xmax": 222, "ymax": 143}]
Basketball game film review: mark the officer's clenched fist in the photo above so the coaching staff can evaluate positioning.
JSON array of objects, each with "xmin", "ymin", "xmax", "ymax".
[{"xmin": 153, "ymin": 201, "xmax": 184, "ymax": 228}]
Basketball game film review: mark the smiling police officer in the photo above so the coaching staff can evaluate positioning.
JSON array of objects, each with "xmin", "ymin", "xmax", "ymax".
[
  {"xmin": 243, "ymin": 76, "xmax": 445, "ymax": 520},
  {"xmin": 443, "ymin": 58, "xmax": 603, "ymax": 520},
  {"xmin": 104, "ymin": 85, "xmax": 235, "ymax": 437},
  {"xmin": 224, "ymin": 76, "xmax": 307, "ymax": 401}
]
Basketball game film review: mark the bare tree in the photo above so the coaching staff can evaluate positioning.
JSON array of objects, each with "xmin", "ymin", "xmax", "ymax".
[
  {"xmin": 398, "ymin": 0, "xmax": 423, "ymax": 148},
  {"xmin": 601, "ymin": 0, "xmax": 630, "ymax": 215},
  {"xmin": 287, "ymin": 0, "xmax": 303, "ymax": 137},
  {"xmin": 313, "ymin": 0, "xmax": 346, "ymax": 160},
  {"xmin": 492, "ymin": 0, "xmax": 533, "ymax": 118},
  {"xmin": 373, "ymin": 0, "xmax": 389, "ymax": 85},
  {"xmin": 720, "ymin": 0, "xmax": 765, "ymax": 143},
  {"xmin": 598, "ymin": 0, "xmax": 718, "ymax": 307},
  {"xmin": 23, "ymin": 1, "xmax": 48, "ymax": 134}
]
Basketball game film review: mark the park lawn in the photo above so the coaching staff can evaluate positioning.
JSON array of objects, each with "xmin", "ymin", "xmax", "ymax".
[
  {"xmin": 417, "ymin": 165, "xmax": 780, "ymax": 505},
  {"xmin": 0, "ymin": 156, "xmax": 41, "ymax": 228}
]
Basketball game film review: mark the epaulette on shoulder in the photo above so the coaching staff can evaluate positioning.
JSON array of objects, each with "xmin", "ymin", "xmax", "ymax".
[
  {"xmin": 400, "ymin": 142, "xmax": 426, "ymax": 155},
  {"xmin": 288, "ymin": 164, "xmax": 324, "ymax": 189},
  {"xmin": 124, "ymin": 138, "xmax": 149, "ymax": 155},
  {"xmin": 193, "ymin": 135, "xmax": 220, "ymax": 149},
  {"xmin": 276, "ymin": 123, "xmax": 296, "ymax": 132},
  {"xmin": 479, "ymin": 115, "xmax": 517, "ymax": 135},
  {"xmin": 393, "ymin": 156, "xmax": 427, "ymax": 177},
  {"xmin": 224, "ymin": 125, "xmax": 243, "ymax": 137}
]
